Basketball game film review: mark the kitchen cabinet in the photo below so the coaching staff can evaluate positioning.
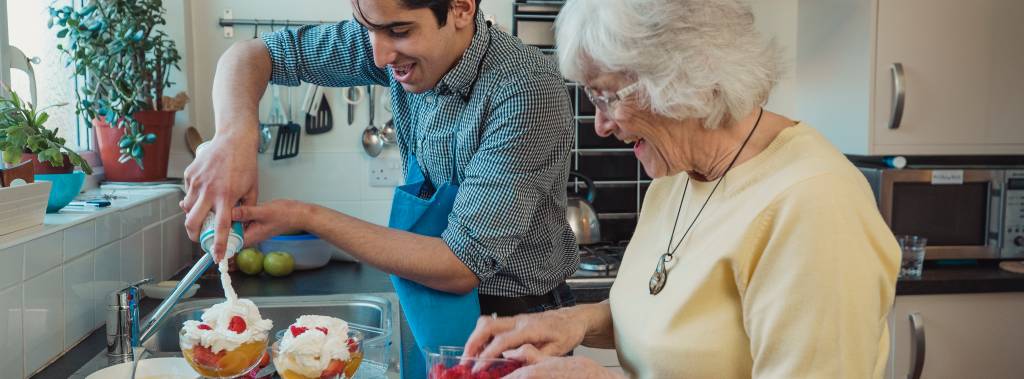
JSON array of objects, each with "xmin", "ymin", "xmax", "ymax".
[
  {"xmin": 886, "ymin": 292, "xmax": 1024, "ymax": 379},
  {"xmin": 796, "ymin": 0, "xmax": 1024, "ymax": 155}
]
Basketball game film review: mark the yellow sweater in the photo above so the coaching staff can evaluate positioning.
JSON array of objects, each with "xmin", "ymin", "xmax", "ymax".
[{"xmin": 609, "ymin": 124, "xmax": 900, "ymax": 379}]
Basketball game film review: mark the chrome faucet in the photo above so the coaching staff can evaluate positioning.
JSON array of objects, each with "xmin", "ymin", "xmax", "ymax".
[{"xmin": 106, "ymin": 253, "xmax": 214, "ymax": 358}]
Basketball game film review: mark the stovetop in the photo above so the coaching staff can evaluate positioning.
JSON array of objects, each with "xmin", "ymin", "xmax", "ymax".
[{"xmin": 571, "ymin": 241, "xmax": 629, "ymax": 278}]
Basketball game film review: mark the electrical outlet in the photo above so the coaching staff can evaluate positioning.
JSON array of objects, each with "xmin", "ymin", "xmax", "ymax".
[{"xmin": 369, "ymin": 154, "xmax": 402, "ymax": 187}]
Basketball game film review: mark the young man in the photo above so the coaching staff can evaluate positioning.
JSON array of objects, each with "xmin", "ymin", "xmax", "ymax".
[{"xmin": 181, "ymin": 0, "xmax": 577, "ymax": 375}]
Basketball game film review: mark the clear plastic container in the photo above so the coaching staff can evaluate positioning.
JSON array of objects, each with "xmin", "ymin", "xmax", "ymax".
[
  {"xmin": 425, "ymin": 346, "xmax": 523, "ymax": 379},
  {"xmin": 258, "ymin": 233, "xmax": 354, "ymax": 270}
]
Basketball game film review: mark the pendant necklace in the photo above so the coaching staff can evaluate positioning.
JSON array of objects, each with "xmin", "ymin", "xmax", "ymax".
[{"xmin": 649, "ymin": 108, "xmax": 764, "ymax": 295}]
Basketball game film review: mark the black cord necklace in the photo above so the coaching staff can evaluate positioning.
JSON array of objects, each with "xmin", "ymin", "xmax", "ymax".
[{"xmin": 649, "ymin": 108, "xmax": 764, "ymax": 295}]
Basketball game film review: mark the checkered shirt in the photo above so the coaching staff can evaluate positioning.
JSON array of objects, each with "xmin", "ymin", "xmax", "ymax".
[{"xmin": 262, "ymin": 14, "xmax": 579, "ymax": 296}]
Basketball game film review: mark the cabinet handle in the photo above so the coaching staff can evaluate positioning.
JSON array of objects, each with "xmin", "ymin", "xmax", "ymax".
[
  {"xmin": 907, "ymin": 312, "xmax": 925, "ymax": 379},
  {"xmin": 888, "ymin": 63, "xmax": 906, "ymax": 130}
]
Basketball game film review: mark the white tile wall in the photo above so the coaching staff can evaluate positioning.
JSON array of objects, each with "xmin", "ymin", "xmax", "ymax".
[
  {"xmin": 0, "ymin": 245, "xmax": 24, "ymax": 291},
  {"xmin": 63, "ymin": 252, "xmax": 94, "ymax": 349},
  {"xmin": 121, "ymin": 231, "xmax": 144, "ymax": 285},
  {"xmin": 0, "ymin": 190, "xmax": 195, "ymax": 378},
  {"xmin": 24, "ymin": 233, "xmax": 62, "ymax": 280},
  {"xmin": 23, "ymin": 266, "xmax": 63, "ymax": 375},
  {"xmin": 95, "ymin": 212, "xmax": 122, "ymax": 248},
  {"xmin": 0, "ymin": 284, "xmax": 24, "ymax": 379},
  {"xmin": 162, "ymin": 214, "xmax": 186, "ymax": 279},
  {"xmin": 93, "ymin": 242, "xmax": 122, "ymax": 330},
  {"xmin": 143, "ymin": 225, "xmax": 163, "ymax": 281},
  {"xmin": 63, "ymin": 220, "xmax": 96, "ymax": 262}
]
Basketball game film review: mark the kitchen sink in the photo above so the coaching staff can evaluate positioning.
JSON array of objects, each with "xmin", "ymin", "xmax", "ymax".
[{"xmin": 72, "ymin": 293, "xmax": 402, "ymax": 379}]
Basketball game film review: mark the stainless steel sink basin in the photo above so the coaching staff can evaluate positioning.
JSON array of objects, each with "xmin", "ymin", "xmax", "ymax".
[{"xmin": 71, "ymin": 293, "xmax": 402, "ymax": 379}]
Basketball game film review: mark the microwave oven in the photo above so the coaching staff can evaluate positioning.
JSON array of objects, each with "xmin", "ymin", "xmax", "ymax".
[{"xmin": 859, "ymin": 168, "xmax": 1024, "ymax": 260}]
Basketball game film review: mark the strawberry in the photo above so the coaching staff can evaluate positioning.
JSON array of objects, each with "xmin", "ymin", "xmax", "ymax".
[
  {"xmin": 346, "ymin": 338, "xmax": 358, "ymax": 353},
  {"xmin": 320, "ymin": 359, "xmax": 345, "ymax": 378},
  {"xmin": 197, "ymin": 323, "xmax": 212, "ymax": 330},
  {"xmin": 485, "ymin": 361, "xmax": 523, "ymax": 378},
  {"xmin": 258, "ymin": 352, "xmax": 270, "ymax": 368},
  {"xmin": 191, "ymin": 345, "xmax": 222, "ymax": 367},
  {"xmin": 227, "ymin": 316, "xmax": 247, "ymax": 333},
  {"xmin": 290, "ymin": 325, "xmax": 309, "ymax": 337},
  {"xmin": 443, "ymin": 364, "xmax": 472, "ymax": 379},
  {"xmin": 472, "ymin": 370, "xmax": 493, "ymax": 379},
  {"xmin": 429, "ymin": 363, "xmax": 446, "ymax": 379},
  {"xmin": 316, "ymin": 326, "xmax": 329, "ymax": 334}
]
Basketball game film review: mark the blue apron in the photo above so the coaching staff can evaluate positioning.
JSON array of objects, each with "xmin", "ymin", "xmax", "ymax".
[{"xmin": 388, "ymin": 155, "xmax": 481, "ymax": 379}]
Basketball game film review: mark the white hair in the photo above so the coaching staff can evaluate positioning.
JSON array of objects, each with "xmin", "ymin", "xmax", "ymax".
[{"xmin": 555, "ymin": 0, "xmax": 781, "ymax": 129}]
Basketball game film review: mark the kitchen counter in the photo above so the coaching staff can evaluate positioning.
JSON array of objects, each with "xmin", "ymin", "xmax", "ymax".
[
  {"xmin": 567, "ymin": 261, "xmax": 1024, "ymax": 302},
  {"xmin": 35, "ymin": 258, "xmax": 1024, "ymax": 377},
  {"xmin": 33, "ymin": 260, "xmax": 397, "ymax": 379}
]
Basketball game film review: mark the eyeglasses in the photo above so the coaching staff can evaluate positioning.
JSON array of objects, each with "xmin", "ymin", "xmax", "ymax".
[{"xmin": 583, "ymin": 82, "xmax": 640, "ymax": 114}]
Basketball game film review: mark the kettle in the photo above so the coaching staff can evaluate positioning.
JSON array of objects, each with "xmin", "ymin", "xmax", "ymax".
[{"xmin": 566, "ymin": 172, "xmax": 601, "ymax": 245}]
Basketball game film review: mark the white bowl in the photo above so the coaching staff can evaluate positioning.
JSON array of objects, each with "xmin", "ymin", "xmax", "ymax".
[{"xmin": 85, "ymin": 357, "xmax": 197, "ymax": 379}]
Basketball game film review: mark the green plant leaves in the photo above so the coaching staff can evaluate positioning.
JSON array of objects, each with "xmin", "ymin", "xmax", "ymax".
[
  {"xmin": 48, "ymin": 0, "xmax": 183, "ymax": 169},
  {"xmin": 0, "ymin": 87, "xmax": 93, "ymax": 174}
]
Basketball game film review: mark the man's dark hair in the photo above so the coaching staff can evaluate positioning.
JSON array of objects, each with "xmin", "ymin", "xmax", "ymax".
[
  {"xmin": 403, "ymin": 0, "xmax": 482, "ymax": 26},
  {"xmin": 356, "ymin": 0, "xmax": 482, "ymax": 27}
]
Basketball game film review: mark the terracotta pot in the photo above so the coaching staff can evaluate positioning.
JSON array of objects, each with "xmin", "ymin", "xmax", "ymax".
[
  {"xmin": 93, "ymin": 110, "xmax": 175, "ymax": 182},
  {"xmin": 22, "ymin": 152, "xmax": 75, "ymax": 174}
]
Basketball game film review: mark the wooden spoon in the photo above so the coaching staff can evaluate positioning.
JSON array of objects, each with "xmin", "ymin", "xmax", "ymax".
[{"xmin": 185, "ymin": 127, "xmax": 204, "ymax": 157}]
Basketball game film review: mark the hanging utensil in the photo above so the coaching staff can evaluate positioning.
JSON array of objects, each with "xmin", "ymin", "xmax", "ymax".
[
  {"xmin": 347, "ymin": 88, "xmax": 355, "ymax": 126},
  {"xmin": 379, "ymin": 91, "xmax": 397, "ymax": 144},
  {"xmin": 273, "ymin": 78, "xmax": 301, "ymax": 160},
  {"xmin": 303, "ymin": 85, "xmax": 334, "ymax": 135},
  {"xmin": 361, "ymin": 86, "xmax": 384, "ymax": 157}
]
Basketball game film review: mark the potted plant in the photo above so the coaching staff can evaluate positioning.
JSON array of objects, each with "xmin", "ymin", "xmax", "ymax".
[
  {"xmin": 49, "ymin": 0, "xmax": 188, "ymax": 182},
  {"xmin": 0, "ymin": 86, "xmax": 93, "ymax": 175},
  {"xmin": 1, "ymin": 86, "xmax": 93, "ymax": 213}
]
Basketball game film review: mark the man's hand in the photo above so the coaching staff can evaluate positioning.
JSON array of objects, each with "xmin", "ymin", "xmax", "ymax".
[
  {"xmin": 231, "ymin": 200, "xmax": 309, "ymax": 247},
  {"xmin": 181, "ymin": 136, "xmax": 259, "ymax": 262}
]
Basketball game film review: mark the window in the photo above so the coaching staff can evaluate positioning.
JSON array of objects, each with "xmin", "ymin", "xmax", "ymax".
[{"xmin": 2, "ymin": 0, "xmax": 87, "ymax": 150}]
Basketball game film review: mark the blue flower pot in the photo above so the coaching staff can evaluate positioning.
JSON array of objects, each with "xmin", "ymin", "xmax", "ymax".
[{"xmin": 34, "ymin": 172, "xmax": 86, "ymax": 213}]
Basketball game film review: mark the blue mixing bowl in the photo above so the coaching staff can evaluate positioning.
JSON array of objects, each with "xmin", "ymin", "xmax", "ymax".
[{"xmin": 35, "ymin": 172, "xmax": 86, "ymax": 213}]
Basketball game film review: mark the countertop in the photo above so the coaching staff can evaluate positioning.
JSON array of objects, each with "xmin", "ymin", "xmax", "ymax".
[
  {"xmin": 566, "ymin": 260, "xmax": 1024, "ymax": 302},
  {"xmin": 33, "ymin": 259, "xmax": 1024, "ymax": 377},
  {"xmin": 34, "ymin": 261, "xmax": 396, "ymax": 379}
]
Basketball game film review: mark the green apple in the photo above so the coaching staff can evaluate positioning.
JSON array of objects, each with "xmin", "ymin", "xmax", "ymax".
[
  {"xmin": 236, "ymin": 248, "xmax": 264, "ymax": 275},
  {"xmin": 263, "ymin": 252, "xmax": 295, "ymax": 277}
]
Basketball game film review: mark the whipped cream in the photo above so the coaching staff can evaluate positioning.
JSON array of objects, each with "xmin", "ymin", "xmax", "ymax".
[
  {"xmin": 181, "ymin": 298, "xmax": 272, "ymax": 353},
  {"xmin": 219, "ymin": 251, "xmax": 238, "ymax": 303},
  {"xmin": 276, "ymin": 315, "xmax": 353, "ymax": 378}
]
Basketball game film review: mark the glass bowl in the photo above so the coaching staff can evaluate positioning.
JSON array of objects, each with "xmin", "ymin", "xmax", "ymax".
[
  {"xmin": 178, "ymin": 328, "xmax": 268, "ymax": 378},
  {"xmin": 425, "ymin": 346, "xmax": 524, "ymax": 379},
  {"xmin": 271, "ymin": 328, "xmax": 364, "ymax": 379}
]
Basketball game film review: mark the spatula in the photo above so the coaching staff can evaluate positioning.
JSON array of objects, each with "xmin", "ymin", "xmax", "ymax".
[
  {"xmin": 303, "ymin": 85, "xmax": 333, "ymax": 135},
  {"xmin": 273, "ymin": 85, "xmax": 301, "ymax": 160}
]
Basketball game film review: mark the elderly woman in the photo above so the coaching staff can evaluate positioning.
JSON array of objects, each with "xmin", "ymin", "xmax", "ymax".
[{"xmin": 462, "ymin": 0, "xmax": 900, "ymax": 378}]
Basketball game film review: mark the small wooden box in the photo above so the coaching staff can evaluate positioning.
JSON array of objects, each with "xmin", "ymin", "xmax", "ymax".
[{"xmin": 0, "ymin": 181, "xmax": 51, "ymax": 236}]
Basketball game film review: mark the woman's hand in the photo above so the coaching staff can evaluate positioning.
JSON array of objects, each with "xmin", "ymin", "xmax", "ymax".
[
  {"xmin": 463, "ymin": 307, "xmax": 588, "ymax": 362},
  {"xmin": 501, "ymin": 345, "xmax": 623, "ymax": 379},
  {"xmin": 231, "ymin": 200, "xmax": 310, "ymax": 246}
]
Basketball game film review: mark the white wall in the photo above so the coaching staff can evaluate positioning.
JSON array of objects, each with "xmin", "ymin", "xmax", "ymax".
[{"xmin": 175, "ymin": 0, "xmax": 798, "ymax": 225}]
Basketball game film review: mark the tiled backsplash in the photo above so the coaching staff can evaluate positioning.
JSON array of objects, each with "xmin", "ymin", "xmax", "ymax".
[{"xmin": 0, "ymin": 189, "xmax": 195, "ymax": 378}]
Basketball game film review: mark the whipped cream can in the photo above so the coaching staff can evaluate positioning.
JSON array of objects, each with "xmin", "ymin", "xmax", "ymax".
[{"xmin": 199, "ymin": 212, "xmax": 244, "ymax": 257}]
